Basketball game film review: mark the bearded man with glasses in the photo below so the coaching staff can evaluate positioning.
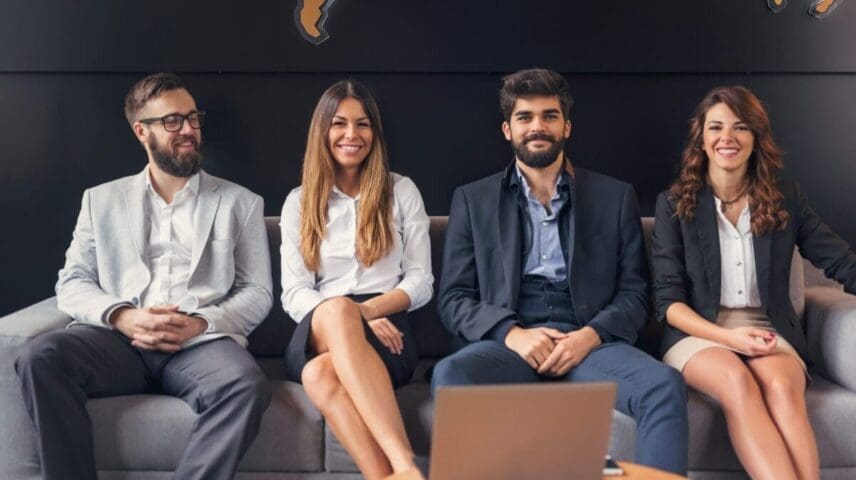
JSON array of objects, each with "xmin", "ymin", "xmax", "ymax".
[{"xmin": 14, "ymin": 72, "xmax": 273, "ymax": 480}]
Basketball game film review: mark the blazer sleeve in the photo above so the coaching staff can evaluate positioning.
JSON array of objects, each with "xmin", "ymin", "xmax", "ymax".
[
  {"xmin": 791, "ymin": 182, "xmax": 856, "ymax": 294},
  {"xmin": 651, "ymin": 191, "xmax": 690, "ymax": 323},
  {"xmin": 437, "ymin": 187, "xmax": 519, "ymax": 342},
  {"xmin": 56, "ymin": 189, "xmax": 132, "ymax": 326},
  {"xmin": 585, "ymin": 185, "xmax": 651, "ymax": 343},
  {"xmin": 192, "ymin": 194, "xmax": 273, "ymax": 336}
]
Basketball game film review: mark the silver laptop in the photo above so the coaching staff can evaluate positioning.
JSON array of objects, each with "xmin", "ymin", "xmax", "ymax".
[{"xmin": 429, "ymin": 382, "xmax": 617, "ymax": 480}]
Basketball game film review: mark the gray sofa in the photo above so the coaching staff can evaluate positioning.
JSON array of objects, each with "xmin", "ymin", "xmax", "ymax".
[{"xmin": 2, "ymin": 216, "xmax": 856, "ymax": 479}]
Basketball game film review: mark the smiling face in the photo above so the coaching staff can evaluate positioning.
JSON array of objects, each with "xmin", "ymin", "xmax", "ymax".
[
  {"xmin": 134, "ymin": 88, "xmax": 203, "ymax": 177},
  {"xmin": 502, "ymin": 95, "xmax": 571, "ymax": 169},
  {"xmin": 327, "ymin": 97, "xmax": 374, "ymax": 171},
  {"xmin": 702, "ymin": 102, "xmax": 755, "ymax": 178}
]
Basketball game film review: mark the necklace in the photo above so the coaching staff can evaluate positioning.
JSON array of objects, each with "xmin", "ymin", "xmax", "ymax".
[{"xmin": 715, "ymin": 183, "xmax": 749, "ymax": 213}]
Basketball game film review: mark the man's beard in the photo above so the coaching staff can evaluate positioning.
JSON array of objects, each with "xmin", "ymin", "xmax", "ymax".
[
  {"xmin": 511, "ymin": 132, "xmax": 564, "ymax": 168},
  {"xmin": 149, "ymin": 134, "xmax": 203, "ymax": 177}
]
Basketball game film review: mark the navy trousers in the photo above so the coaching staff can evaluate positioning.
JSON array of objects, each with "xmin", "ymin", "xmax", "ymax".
[
  {"xmin": 432, "ymin": 277, "xmax": 689, "ymax": 475},
  {"xmin": 15, "ymin": 325, "xmax": 271, "ymax": 480}
]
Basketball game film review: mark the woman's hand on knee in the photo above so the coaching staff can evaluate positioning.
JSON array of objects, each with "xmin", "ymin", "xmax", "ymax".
[{"xmin": 368, "ymin": 318, "xmax": 404, "ymax": 354}]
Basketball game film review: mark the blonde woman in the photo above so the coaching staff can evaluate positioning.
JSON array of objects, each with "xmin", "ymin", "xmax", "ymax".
[{"xmin": 281, "ymin": 80, "xmax": 432, "ymax": 479}]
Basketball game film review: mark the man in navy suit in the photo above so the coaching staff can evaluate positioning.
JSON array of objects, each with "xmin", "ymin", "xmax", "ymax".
[{"xmin": 431, "ymin": 68, "xmax": 688, "ymax": 474}]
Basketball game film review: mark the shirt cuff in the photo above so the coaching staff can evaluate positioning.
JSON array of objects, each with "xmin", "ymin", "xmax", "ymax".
[
  {"xmin": 101, "ymin": 302, "xmax": 135, "ymax": 328},
  {"xmin": 394, "ymin": 277, "xmax": 432, "ymax": 312},
  {"xmin": 191, "ymin": 312, "xmax": 215, "ymax": 334},
  {"xmin": 484, "ymin": 319, "xmax": 519, "ymax": 342}
]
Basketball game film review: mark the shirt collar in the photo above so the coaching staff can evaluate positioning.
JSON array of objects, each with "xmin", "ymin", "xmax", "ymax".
[
  {"xmin": 512, "ymin": 162, "xmax": 570, "ymax": 201},
  {"xmin": 713, "ymin": 196, "xmax": 752, "ymax": 234},
  {"xmin": 145, "ymin": 165, "xmax": 200, "ymax": 197},
  {"xmin": 331, "ymin": 184, "xmax": 360, "ymax": 201}
]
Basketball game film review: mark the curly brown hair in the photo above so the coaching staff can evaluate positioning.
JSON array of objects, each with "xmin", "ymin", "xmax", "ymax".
[{"xmin": 670, "ymin": 85, "xmax": 788, "ymax": 235}]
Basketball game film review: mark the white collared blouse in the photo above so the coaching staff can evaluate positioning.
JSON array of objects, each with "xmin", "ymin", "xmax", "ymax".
[
  {"xmin": 280, "ymin": 173, "xmax": 433, "ymax": 322},
  {"xmin": 715, "ymin": 197, "xmax": 762, "ymax": 308}
]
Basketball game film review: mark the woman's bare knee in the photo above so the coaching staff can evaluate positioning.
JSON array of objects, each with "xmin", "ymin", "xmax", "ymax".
[
  {"xmin": 302, "ymin": 354, "xmax": 341, "ymax": 407},
  {"xmin": 685, "ymin": 348, "xmax": 762, "ymax": 409},
  {"xmin": 751, "ymin": 359, "xmax": 807, "ymax": 419},
  {"xmin": 764, "ymin": 380, "xmax": 805, "ymax": 421},
  {"xmin": 311, "ymin": 297, "xmax": 363, "ymax": 347}
]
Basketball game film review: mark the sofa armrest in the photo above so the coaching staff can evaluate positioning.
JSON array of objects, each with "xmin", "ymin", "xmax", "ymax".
[
  {"xmin": 805, "ymin": 286, "xmax": 856, "ymax": 391},
  {"xmin": 0, "ymin": 297, "xmax": 71, "ymax": 340}
]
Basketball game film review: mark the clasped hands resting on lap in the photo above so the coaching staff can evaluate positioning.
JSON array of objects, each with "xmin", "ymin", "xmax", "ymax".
[
  {"xmin": 503, "ymin": 325, "xmax": 602, "ymax": 376},
  {"xmin": 110, "ymin": 305, "xmax": 208, "ymax": 352},
  {"xmin": 725, "ymin": 326, "xmax": 777, "ymax": 357}
]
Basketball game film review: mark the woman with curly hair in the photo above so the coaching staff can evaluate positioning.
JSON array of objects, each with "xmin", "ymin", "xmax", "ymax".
[
  {"xmin": 280, "ymin": 80, "xmax": 432, "ymax": 479},
  {"xmin": 652, "ymin": 85, "xmax": 856, "ymax": 480}
]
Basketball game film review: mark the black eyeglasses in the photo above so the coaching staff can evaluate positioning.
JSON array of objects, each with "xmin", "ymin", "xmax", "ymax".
[{"xmin": 138, "ymin": 111, "xmax": 206, "ymax": 132}]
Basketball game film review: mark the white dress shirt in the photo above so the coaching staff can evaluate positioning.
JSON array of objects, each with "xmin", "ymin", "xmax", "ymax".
[
  {"xmin": 280, "ymin": 173, "xmax": 433, "ymax": 322},
  {"xmin": 141, "ymin": 168, "xmax": 199, "ymax": 308},
  {"xmin": 715, "ymin": 197, "xmax": 762, "ymax": 308}
]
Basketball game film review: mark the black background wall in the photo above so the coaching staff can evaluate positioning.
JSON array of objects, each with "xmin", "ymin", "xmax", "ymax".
[{"xmin": 2, "ymin": 0, "xmax": 855, "ymax": 315}]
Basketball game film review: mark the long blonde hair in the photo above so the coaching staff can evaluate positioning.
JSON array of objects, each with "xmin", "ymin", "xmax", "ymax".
[{"xmin": 299, "ymin": 80, "xmax": 394, "ymax": 271}]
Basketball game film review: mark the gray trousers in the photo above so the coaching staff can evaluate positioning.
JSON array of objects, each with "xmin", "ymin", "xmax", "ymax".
[{"xmin": 14, "ymin": 325, "xmax": 271, "ymax": 480}]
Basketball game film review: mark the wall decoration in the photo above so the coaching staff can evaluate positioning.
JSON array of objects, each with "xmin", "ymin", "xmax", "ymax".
[
  {"xmin": 767, "ymin": 0, "xmax": 843, "ymax": 18},
  {"xmin": 295, "ymin": 0, "xmax": 336, "ymax": 45}
]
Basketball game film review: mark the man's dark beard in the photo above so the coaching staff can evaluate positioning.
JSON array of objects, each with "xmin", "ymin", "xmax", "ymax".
[
  {"xmin": 512, "ymin": 132, "xmax": 564, "ymax": 168},
  {"xmin": 149, "ymin": 134, "xmax": 203, "ymax": 177}
]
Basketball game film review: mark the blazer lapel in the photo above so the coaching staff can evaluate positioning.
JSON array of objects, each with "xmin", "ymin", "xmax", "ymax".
[
  {"xmin": 189, "ymin": 171, "xmax": 222, "ymax": 278},
  {"xmin": 567, "ymin": 171, "xmax": 586, "ymax": 320},
  {"xmin": 498, "ymin": 176, "xmax": 522, "ymax": 310},
  {"xmin": 753, "ymin": 230, "xmax": 773, "ymax": 307},
  {"xmin": 123, "ymin": 171, "xmax": 148, "ymax": 263},
  {"xmin": 695, "ymin": 188, "xmax": 722, "ymax": 303}
]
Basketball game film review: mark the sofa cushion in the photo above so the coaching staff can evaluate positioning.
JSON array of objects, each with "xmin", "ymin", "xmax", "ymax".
[{"xmin": 89, "ymin": 383, "xmax": 324, "ymax": 472}]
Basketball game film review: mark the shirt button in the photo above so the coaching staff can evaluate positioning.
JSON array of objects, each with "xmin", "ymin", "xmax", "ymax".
[
  {"xmin": 541, "ymin": 255, "xmax": 547, "ymax": 260},
  {"xmin": 542, "ymin": 221, "xmax": 548, "ymax": 227},
  {"xmin": 734, "ymin": 236, "xmax": 739, "ymax": 240},
  {"xmin": 738, "ymin": 290, "xmax": 743, "ymax": 295},
  {"xmin": 737, "ymin": 261, "xmax": 742, "ymax": 267}
]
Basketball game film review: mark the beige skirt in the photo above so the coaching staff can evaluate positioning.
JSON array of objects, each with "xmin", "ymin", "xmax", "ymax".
[{"xmin": 663, "ymin": 307, "xmax": 807, "ymax": 374}]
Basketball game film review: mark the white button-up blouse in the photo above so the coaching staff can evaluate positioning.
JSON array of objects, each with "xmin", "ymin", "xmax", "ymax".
[
  {"xmin": 280, "ymin": 173, "xmax": 433, "ymax": 322},
  {"xmin": 715, "ymin": 197, "xmax": 762, "ymax": 308}
]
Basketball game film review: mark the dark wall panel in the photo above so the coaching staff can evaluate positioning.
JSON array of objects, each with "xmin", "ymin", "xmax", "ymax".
[
  {"xmin": 2, "ymin": 1, "xmax": 855, "ymax": 315},
  {"xmin": 2, "ymin": 1, "xmax": 856, "ymax": 72}
]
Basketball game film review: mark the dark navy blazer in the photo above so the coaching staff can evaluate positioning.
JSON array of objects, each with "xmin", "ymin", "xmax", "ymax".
[
  {"xmin": 652, "ymin": 181, "xmax": 856, "ymax": 363},
  {"xmin": 437, "ymin": 163, "xmax": 651, "ymax": 345}
]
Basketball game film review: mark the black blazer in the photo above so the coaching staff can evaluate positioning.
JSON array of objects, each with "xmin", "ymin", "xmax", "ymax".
[
  {"xmin": 438, "ymin": 163, "xmax": 650, "ymax": 344},
  {"xmin": 652, "ymin": 181, "xmax": 856, "ymax": 363}
]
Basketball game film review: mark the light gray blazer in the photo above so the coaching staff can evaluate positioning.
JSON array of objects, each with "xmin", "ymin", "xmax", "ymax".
[{"xmin": 56, "ymin": 168, "xmax": 273, "ymax": 348}]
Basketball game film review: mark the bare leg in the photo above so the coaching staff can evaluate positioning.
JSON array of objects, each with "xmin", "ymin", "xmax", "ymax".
[
  {"xmin": 683, "ymin": 347, "xmax": 798, "ymax": 480},
  {"xmin": 302, "ymin": 353, "xmax": 392, "ymax": 479},
  {"xmin": 747, "ymin": 354, "xmax": 819, "ymax": 480},
  {"xmin": 309, "ymin": 297, "xmax": 416, "ymax": 473}
]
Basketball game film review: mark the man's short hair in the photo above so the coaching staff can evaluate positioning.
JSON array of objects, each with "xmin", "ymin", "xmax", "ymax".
[
  {"xmin": 124, "ymin": 73, "xmax": 187, "ymax": 125},
  {"xmin": 499, "ymin": 68, "xmax": 573, "ymax": 122}
]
